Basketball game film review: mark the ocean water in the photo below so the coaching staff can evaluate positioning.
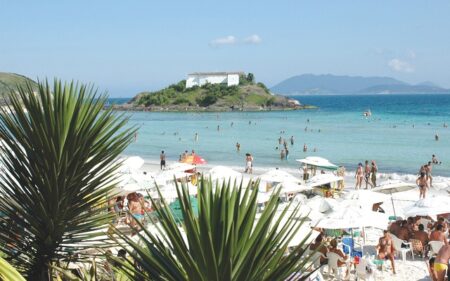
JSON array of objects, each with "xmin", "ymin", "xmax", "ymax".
[{"xmin": 114, "ymin": 94, "xmax": 450, "ymax": 177}]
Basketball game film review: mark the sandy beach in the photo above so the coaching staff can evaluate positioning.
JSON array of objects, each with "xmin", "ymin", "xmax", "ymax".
[{"xmin": 124, "ymin": 158, "xmax": 450, "ymax": 281}]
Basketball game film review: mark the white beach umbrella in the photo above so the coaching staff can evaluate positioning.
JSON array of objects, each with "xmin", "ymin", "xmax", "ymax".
[
  {"xmin": 403, "ymin": 196, "xmax": 450, "ymax": 220},
  {"xmin": 122, "ymin": 183, "xmax": 142, "ymax": 192},
  {"xmin": 121, "ymin": 156, "xmax": 145, "ymax": 173},
  {"xmin": 306, "ymin": 174, "xmax": 343, "ymax": 188},
  {"xmin": 259, "ymin": 169, "xmax": 300, "ymax": 183},
  {"xmin": 275, "ymin": 182, "xmax": 313, "ymax": 194},
  {"xmin": 207, "ymin": 166, "xmax": 242, "ymax": 181},
  {"xmin": 342, "ymin": 190, "xmax": 389, "ymax": 209},
  {"xmin": 313, "ymin": 206, "xmax": 389, "ymax": 230},
  {"xmin": 296, "ymin": 157, "xmax": 338, "ymax": 170},
  {"xmin": 372, "ymin": 180, "xmax": 416, "ymax": 194},
  {"xmin": 305, "ymin": 196, "xmax": 339, "ymax": 213}
]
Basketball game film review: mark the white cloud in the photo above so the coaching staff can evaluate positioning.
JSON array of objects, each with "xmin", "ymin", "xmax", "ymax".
[
  {"xmin": 388, "ymin": 58, "xmax": 415, "ymax": 73},
  {"xmin": 209, "ymin": 35, "xmax": 237, "ymax": 47},
  {"xmin": 243, "ymin": 34, "xmax": 262, "ymax": 44}
]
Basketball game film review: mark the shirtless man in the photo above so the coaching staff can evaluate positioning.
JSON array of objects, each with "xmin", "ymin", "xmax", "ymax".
[
  {"xmin": 364, "ymin": 160, "xmax": 373, "ymax": 189},
  {"xmin": 376, "ymin": 230, "xmax": 396, "ymax": 274},
  {"xmin": 355, "ymin": 163, "xmax": 364, "ymax": 190},
  {"xmin": 434, "ymin": 245, "xmax": 450, "ymax": 281},
  {"xmin": 397, "ymin": 220, "xmax": 410, "ymax": 241},
  {"xmin": 430, "ymin": 224, "xmax": 448, "ymax": 245},
  {"xmin": 412, "ymin": 224, "xmax": 430, "ymax": 249},
  {"xmin": 426, "ymin": 162, "xmax": 433, "ymax": 187},
  {"xmin": 416, "ymin": 172, "xmax": 429, "ymax": 199},
  {"xmin": 160, "ymin": 150, "xmax": 166, "ymax": 170}
]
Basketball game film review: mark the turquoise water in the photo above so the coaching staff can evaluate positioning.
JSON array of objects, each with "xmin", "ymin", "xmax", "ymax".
[{"xmin": 116, "ymin": 94, "xmax": 450, "ymax": 176}]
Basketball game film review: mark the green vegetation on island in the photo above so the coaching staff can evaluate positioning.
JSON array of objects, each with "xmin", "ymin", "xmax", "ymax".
[
  {"xmin": 0, "ymin": 72, "xmax": 38, "ymax": 104},
  {"xmin": 122, "ymin": 73, "xmax": 312, "ymax": 111}
]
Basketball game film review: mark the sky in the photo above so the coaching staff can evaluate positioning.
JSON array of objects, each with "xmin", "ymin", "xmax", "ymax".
[{"xmin": 1, "ymin": 0, "xmax": 450, "ymax": 97}]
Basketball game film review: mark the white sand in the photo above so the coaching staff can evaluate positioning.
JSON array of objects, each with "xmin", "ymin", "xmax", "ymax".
[{"xmin": 130, "ymin": 159, "xmax": 445, "ymax": 281}]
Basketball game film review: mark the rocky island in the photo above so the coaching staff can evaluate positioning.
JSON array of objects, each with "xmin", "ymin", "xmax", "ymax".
[{"xmin": 113, "ymin": 73, "xmax": 314, "ymax": 112}]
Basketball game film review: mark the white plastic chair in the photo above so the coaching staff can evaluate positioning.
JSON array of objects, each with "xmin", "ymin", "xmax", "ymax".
[
  {"xmin": 390, "ymin": 233, "xmax": 414, "ymax": 261},
  {"xmin": 429, "ymin": 241, "xmax": 445, "ymax": 257},
  {"xmin": 326, "ymin": 252, "xmax": 346, "ymax": 281},
  {"xmin": 310, "ymin": 251, "xmax": 327, "ymax": 276}
]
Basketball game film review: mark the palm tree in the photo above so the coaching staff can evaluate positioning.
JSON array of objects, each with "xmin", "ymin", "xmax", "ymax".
[
  {"xmin": 0, "ymin": 80, "xmax": 135, "ymax": 280},
  {"xmin": 113, "ymin": 178, "xmax": 315, "ymax": 281}
]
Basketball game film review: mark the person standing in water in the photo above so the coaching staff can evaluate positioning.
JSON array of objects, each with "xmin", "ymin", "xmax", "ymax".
[
  {"xmin": 364, "ymin": 160, "xmax": 373, "ymax": 189},
  {"xmin": 355, "ymin": 163, "xmax": 364, "ymax": 190},
  {"xmin": 160, "ymin": 150, "xmax": 166, "ymax": 170},
  {"xmin": 303, "ymin": 143, "xmax": 307, "ymax": 152},
  {"xmin": 236, "ymin": 142, "xmax": 240, "ymax": 152},
  {"xmin": 285, "ymin": 148, "xmax": 289, "ymax": 160},
  {"xmin": 245, "ymin": 153, "xmax": 253, "ymax": 174},
  {"xmin": 416, "ymin": 172, "xmax": 429, "ymax": 199},
  {"xmin": 194, "ymin": 132, "xmax": 198, "ymax": 142},
  {"xmin": 290, "ymin": 136, "xmax": 294, "ymax": 146},
  {"xmin": 280, "ymin": 149, "xmax": 286, "ymax": 160},
  {"xmin": 371, "ymin": 160, "xmax": 378, "ymax": 187}
]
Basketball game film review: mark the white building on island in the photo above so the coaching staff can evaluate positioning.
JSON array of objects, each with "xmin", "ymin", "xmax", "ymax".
[{"xmin": 186, "ymin": 72, "xmax": 244, "ymax": 88}]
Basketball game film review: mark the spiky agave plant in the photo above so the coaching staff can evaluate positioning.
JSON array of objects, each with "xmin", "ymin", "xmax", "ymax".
[
  {"xmin": 0, "ymin": 80, "xmax": 135, "ymax": 280},
  {"xmin": 113, "ymin": 178, "xmax": 315, "ymax": 281}
]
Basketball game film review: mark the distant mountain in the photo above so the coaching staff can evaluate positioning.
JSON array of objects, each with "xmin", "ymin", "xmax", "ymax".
[
  {"xmin": 271, "ymin": 74, "xmax": 450, "ymax": 95},
  {"xmin": 0, "ymin": 72, "xmax": 38, "ymax": 104}
]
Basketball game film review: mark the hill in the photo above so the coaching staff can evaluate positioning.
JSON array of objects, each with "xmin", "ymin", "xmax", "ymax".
[
  {"xmin": 0, "ymin": 72, "xmax": 38, "ymax": 104},
  {"xmin": 120, "ymin": 75, "xmax": 312, "ymax": 111},
  {"xmin": 271, "ymin": 74, "xmax": 450, "ymax": 95}
]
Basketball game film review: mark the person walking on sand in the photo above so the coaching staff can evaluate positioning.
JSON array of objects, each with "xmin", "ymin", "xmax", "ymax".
[
  {"xmin": 355, "ymin": 163, "xmax": 364, "ymax": 190},
  {"xmin": 364, "ymin": 160, "xmax": 373, "ymax": 189},
  {"xmin": 245, "ymin": 153, "xmax": 253, "ymax": 174},
  {"xmin": 371, "ymin": 160, "xmax": 378, "ymax": 187},
  {"xmin": 416, "ymin": 172, "xmax": 429, "ymax": 199},
  {"xmin": 160, "ymin": 150, "xmax": 166, "ymax": 170}
]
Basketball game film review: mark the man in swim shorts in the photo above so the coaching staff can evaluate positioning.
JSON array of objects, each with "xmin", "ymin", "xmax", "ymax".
[
  {"xmin": 364, "ymin": 160, "xmax": 373, "ymax": 189},
  {"xmin": 160, "ymin": 150, "xmax": 166, "ymax": 170},
  {"xmin": 434, "ymin": 244, "xmax": 450, "ymax": 281}
]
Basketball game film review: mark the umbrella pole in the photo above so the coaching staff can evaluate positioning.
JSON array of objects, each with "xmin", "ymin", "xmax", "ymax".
[{"xmin": 390, "ymin": 191, "xmax": 397, "ymax": 217}]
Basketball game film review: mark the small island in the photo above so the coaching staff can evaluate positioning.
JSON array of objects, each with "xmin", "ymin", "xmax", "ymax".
[{"xmin": 114, "ymin": 72, "xmax": 315, "ymax": 112}]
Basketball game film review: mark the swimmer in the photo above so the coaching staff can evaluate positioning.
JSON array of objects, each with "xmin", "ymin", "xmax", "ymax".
[
  {"xmin": 435, "ymin": 133, "xmax": 439, "ymax": 141},
  {"xmin": 217, "ymin": 125, "xmax": 220, "ymax": 131},
  {"xmin": 303, "ymin": 143, "xmax": 307, "ymax": 152},
  {"xmin": 236, "ymin": 142, "xmax": 241, "ymax": 152},
  {"xmin": 194, "ymin": 133, "xmax": 198, "ymax": 142}
]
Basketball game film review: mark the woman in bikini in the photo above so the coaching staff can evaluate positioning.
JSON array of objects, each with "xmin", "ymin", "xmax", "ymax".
[
  {"xmin": 355, "ymin": 163, "xmax": 364, "ymax": 190},
  {"xmin": 416, "ymin": 172, "xmax": 429, "ymax": 199},
  {"xmin": 376, "ymin": 230, "xmax": 396, "ymax": 274}
]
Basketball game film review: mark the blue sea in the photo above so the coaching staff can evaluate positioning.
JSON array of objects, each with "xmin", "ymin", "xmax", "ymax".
[{"xmin": 110, "ymin": 94, "xmax": 450, "ymax": 177}]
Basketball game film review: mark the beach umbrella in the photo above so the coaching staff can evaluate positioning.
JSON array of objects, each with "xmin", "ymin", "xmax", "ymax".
[
  {"xmin": 342, "ymin": 190, "xmax": 389, "ymax": 210},
  {"xmin": 274, "ymin": 182, "xmax": 313, "ymax": 194},
  {"xmin": 207, "ymin": 166, "xmax": 242, "ymax": 181},
  {"xmin": 305, "ymin": 174, "xmax": 343, "ymax": 189},
  {"xmin": 372, "ymin": 180, "xmax": 417, "ymax": 216},
  {"xmin": 259, "ymin": 169, "xmax": 300, "ymax": 183},
  {"xmin": 122, "ymin": 183, "xmax": 142, "ymax": 192},
  {"xmin": 313, "ymin": 206, "xmax": 389, "ymax": 230},
  {"xmin": 296, "ymin": 156, "xmax": 338, "ymax": 171},
  {"xmin": 181, "ymin": 154, "xmax": 207, "ymax": 165},
  {"xmin": 403, "ymin": 196, "xmax": 450, "ymax": 220},
  {"xmin": 305, "ymin": 196, "xmax": 339, "ymax": 213},
  {"xmin": 121, "ymin": 156, "xmax": 145, "ymax": 173}
]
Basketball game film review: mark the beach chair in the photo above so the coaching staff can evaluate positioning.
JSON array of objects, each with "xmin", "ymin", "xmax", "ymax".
[
  {"xmin": 355, "ymin": 259, "xmax": 374, "ymax": 281},
  {"xmin": 342, "ymin": 236, "xmax": 363, "ymax": 259},
  {"xmin": 409, "ymin": 238, "xmax": 425, "ymax": 258},
  {"xmin": 326, "ymin": 252, "xmax": 347, "ymax": 281},
  {"xmin": 428, "ymin": 241, "xmax": 445, "ymax": 257},
  {"xmin": 309, "ymin": 251, "xmax": 327, "ymax": 276},
  {"xmin": 390, "ymin": 233, "xmax": 414, "ymax": 261}
]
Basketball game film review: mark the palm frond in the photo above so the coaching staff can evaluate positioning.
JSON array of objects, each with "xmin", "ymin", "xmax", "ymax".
[
  {"xmin": 112, "ymin": 177, "xmax": 314, "ymax": 281},
  {"xmin": 0, "ymin": 79, "xmax": 135, "ymax": 280}
]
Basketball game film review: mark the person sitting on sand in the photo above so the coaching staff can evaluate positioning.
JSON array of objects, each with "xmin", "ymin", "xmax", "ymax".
[
  {"xmin": 434, "ymin": 244, "xmax": 450, "ymax": 281},
  {"xmin": 430, "ymin": 224, "xmax": 448, "ymax": 245},
  {"xmin": 416, "ymin": 172, "xmax": 429, "ymax": 199},
  {"xmin": 309, "ymin": 234, "xmax": 328, "ymax": 265},
  {"xmin": 328, "ymin": 239, "xmax": 349, "ymax": 278},
  {"xmin": 127, "ymin": 192, "xmax": 143, "ymax": 231},
  {"xmin": 376, "ymin": 230, "xmax": 396, "ymax": 274}
]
